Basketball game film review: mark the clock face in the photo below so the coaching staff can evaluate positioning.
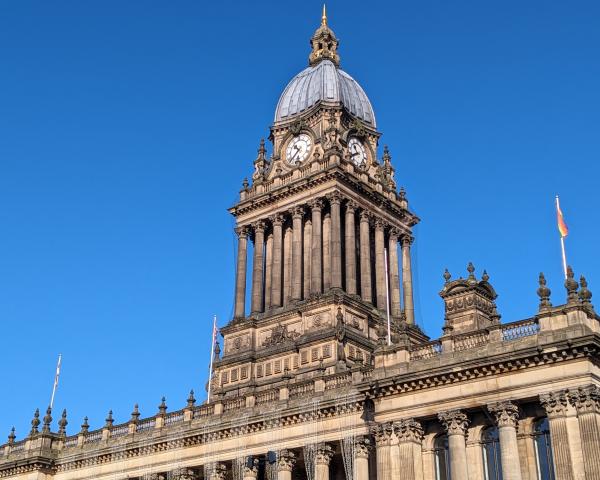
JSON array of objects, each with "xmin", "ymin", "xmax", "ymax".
[
  {"xmin": 348, "ymin": 138, "xmax": 367, "ymax": 167},
  {"xmin": 286, "ymin": 134, "xmax": 312, "ymax": 165}
]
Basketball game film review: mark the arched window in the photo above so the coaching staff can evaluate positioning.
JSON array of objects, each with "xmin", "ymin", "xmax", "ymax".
[
  {"xmin": 434, "ymin": 434, "xmax": 451, "ymax": 480},
  {"xmin": 482, "ymin": 426, "xmax": 503, "ymax": 480},
  {"xmin": 533, "ymin": 418, "xmax": 555, "ymax": 480}
]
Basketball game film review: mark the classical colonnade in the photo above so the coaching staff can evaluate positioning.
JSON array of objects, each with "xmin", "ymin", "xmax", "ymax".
[
  {"xmin": 201, "ymin": 387, "xmax": 600, "ymax": 480},
  {"xmin": 233, "ymin": 192, "xmax": 415, "ymax": 322}
]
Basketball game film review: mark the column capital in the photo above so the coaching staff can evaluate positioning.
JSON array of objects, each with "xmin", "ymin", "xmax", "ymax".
[
  {"xmin": 354, "ymin": 435, "xmax": 372, "ymax": 459},
  {"xmin": 207, "ymin": 463, "xmax": 227, "ymax": 480},
  {"xmin": 277, "ymin": 449, "xmax": 297, "ymax": 472},
  {"xmin": 373, "ymin": 217, "xmax": 387, "ymax": 230},
  {"xmin": 393, "ymin": 418, "xmax": 424, "ymax": 443},
  {"xmin": 438, "ymin": 409, "xmax": 469, "ymax": 436},
  {"xmin": 346, "ymin": 199, "xmax": 358, "ymax": 212},
  {"xmin": 291, "ymin": 205, "xmax": 305, "ymax": 219},
  {"xmin": 370, "ymin": 421, "xmax": 394, "ymax": 445},
  {"xmin": 252, "ymin": 220, "xmax": 266, "ymax": 233},
  {"xmin": 359, "ymin": 209, "xmax": 372, "ymax": 223},
  {"xmin": 327, "ymin": 191, "xmax": 342, "ymax": 205},
  {"xmin": 309, "ymin": 198, "xmax": 324, "ymax": 211},
  {"xmin": 568, "ymin": 384, "xmax": 600, "ymax": 414},
  {"xmin": 315, "ymin": 443, "xmax": 335, "ymax": 465},
  {"xmin": 401, "ymin": 235, "xmax": 414, "ymax": 247},
  {"xmin": 270, "ymin": 213, "xmax": 284, "ymax": 226},
  {"xmin": 388, "ymin": 227, "xmax": 401, "ymax": 241},
  {"xmin": 235, "ymin": 225, "xmax": 251, "ymax": 238},
  {"xmin": 171, "ymin": 469, "xmax": 198, "ymax": 480},
  {"xmin": 488, "ymin": 400, "xmax": 520, "ymax": 428},
  {"xmin": 244, "ymin": 458, "xmax": 260, "ymax": 478},
  {"xmin": 540, "ymin": 390, "xmax": 569, "ymax": 418}
]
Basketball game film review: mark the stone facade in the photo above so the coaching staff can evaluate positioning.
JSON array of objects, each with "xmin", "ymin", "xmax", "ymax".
[{"xmin": 2, "ymin": 9, "xmax": 599, "ymax": 480}]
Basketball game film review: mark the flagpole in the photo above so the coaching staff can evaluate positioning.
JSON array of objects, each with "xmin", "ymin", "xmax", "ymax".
[
  {"xmin": 50, "ymin": 353, "xmax": 62, "ymax": 410},
  {"xmin": 207, "ymin": 315, "xmax": 217, "ymax": 403},
  {"xmin": 556, "ymin": 195, "xmax": 568, "ymax": 279},
  {"xmin": 384, "ymin": 248, "xmax": 392, "ymax": 346}
]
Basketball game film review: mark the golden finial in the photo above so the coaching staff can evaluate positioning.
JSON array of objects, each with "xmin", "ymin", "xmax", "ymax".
[{"xmin": 321, "ymin": 4, "xmax": 328, "ymax": 26}]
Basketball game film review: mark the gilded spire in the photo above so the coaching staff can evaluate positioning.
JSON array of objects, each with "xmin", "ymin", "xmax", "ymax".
[{"xmin": 309, "ymin": 5, "xmax": 340, "ymax": 67}]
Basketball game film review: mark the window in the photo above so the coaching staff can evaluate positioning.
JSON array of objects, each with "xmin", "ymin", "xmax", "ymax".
[
  {"xmin": 482, "ymin": 427, "xmax": 503, "ymax": 480},
  {"xmin": 274, "ymin": 360, "xmax": 281, "ymax": 374},
  {"xmin": 256, "ymin": 365, "xmax": 263, "ymax": 378},
  {"xmin": 533, "ymin": 418, "xmax": 555, "ymax": 480},
  {"xmin": 240, "ymin": 366, "xmax": 248, "ymax": 380},
  {"xmin": 322, "ymin": 344, "xmax": 331, "ymax": 358},
  {"xmin": 231, "ymin": 369, "xmax": 238, "ymax": 382},
  {"xmin": 434, "ymin": 434, "xmax": 451, "ymax": 480}
]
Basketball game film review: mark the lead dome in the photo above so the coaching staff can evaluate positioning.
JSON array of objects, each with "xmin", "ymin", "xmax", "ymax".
[{"xmin": 273, "ymin": 8, "xmax": 376, "ymax": 127}]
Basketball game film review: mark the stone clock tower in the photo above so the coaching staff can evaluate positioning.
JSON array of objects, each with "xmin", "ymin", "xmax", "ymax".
[{"xmin": 214, "ymin": 9, "xmax": 426, "ymax": 397}]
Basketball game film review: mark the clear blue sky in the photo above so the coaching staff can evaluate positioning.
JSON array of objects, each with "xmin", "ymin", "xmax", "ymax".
[{"xmin": 1, "ymin": 0, "xmax": 598, "ymax": 440}]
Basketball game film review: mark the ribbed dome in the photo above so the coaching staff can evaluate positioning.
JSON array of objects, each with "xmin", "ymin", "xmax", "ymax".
[{"xmin": 274, "ymin": 60, "xmax": 376, "ymax": 127}]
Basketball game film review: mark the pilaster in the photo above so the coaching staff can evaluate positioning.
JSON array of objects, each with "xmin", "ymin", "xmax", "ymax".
[
  {"xmin": 539, "ymin": 390, "xmax": 580, "ymax": 480},
  {"xmin": 344, "ymin": 200, "xmax": 357, "ymax": 295},
  {"xmin": 568, "ymin": 385, "xmax": 600, "ymax": 479},
  {"xmin": 371, "ymin": 422, "xmax": 393, "ymax": 480},
  {"xmin": 354, "ymin": 436, "xmax": 371, "ymax": 480},
  {"xmin": 394, "ymin": 419, "xmax": 424, "ymax": 480},
  {"xmin": 310, "ymin": 199, "xmax": 324, "ymax": 295}
]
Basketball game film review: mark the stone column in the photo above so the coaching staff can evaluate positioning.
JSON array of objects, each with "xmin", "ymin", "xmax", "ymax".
[
  {"xmin": 233, "ymin": 226, "xmax": 249, "ymax": 319},
  {"xmin": 354, "ymin": 436, "xmax": 371, "ymax": 480},
  {"xmin": 569, "ymin": 385, "xmax": 600, "ymax": 479},
  {"xmin": 310, "ymin": 199, "xmax": 323, "ymax": 295},
  {"xmin": 315, "ymin": 443, "xmax": 334, "ymax": 480},
  {"xmin": 388, "ymin": 228, "xmax": 401, "ymax": 317},
  {"xmin": 277, "ymin": 449, "xmax": 296, "ymax": 480},
  {"xmin": 264, "ymin": 232, "xmax": 273, "ymax": 309},
  {"xmin": 488, "ymin": 401, "xmax": 523, "ymax": 480},
  {"xmin": 359, "ymin": 211, "xmax": 372, "ymax": 303},
  {"xmin": 540, "ymin": 391, "xmax": 576, "ymax": 480},
  {"xmin": 243, "ymin": 458, "xmax": 259, "ymax": 480},
  {"xmin": 283, "ymin": 226, "xmax": 292, "ymax": 305},
  {"xmin": 344, "ymin": 201, "xmax": 357, "ymax": 295},
  {"xmin": 328, "ymin": 192, "xmax": 342, "ymax": 289},
  {"xmin": 250, "ymin": 221, "xmax": 265, "ymax": 314},
  {"xmin": 372, "ymin": 422, "xmax": 393, "ymax": 480},
  {"xmin": 394, "ymin": 419, "xmax": 424, "ymax": 480},
  {"xmin": 291, "ymin": 206, "xmax": 304, "ymax": 301},
  {"xmin": 438, "ymin": 410, "xmax": 470, "ymax": 480},
  {"xmin": 374, "ymin": 218, "xmax": 386, "ymax": 309},
  {"xmin": 401, "ymin": 235, "xmax": 415, "ymax": 324},
  {"xmin": 270, "ymin": 214, "xmax": 284, "ymax": 307},
  {"xmin": 303, "ymin": 220, "xmax": 312, "ymax": 299},
  {"xmin": 323, "ymin": 213, "xmax": 331, "ymax": 291}
]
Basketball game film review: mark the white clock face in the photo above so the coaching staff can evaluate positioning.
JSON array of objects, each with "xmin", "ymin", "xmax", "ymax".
[
  {"xmin": 348, "ymin": 138, "xmax": 367, "ymax": 167},
  {"xmin": 286, "ymin": 134, "xmax": 312, "ymax": 165}
]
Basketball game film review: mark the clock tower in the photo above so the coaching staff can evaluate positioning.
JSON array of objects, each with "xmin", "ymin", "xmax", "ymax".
[{"xmin": 214, "ymin": 8, "xmax": 425, "ymax": 396}]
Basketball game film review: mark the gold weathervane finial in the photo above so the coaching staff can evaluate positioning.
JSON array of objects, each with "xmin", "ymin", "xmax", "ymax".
[{"xmin": 321, "ymin": 4, "xmax": 328, "ymax": 26}]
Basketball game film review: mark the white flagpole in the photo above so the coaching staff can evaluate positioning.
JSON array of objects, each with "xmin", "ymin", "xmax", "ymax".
[
  {"xmin": 384, "ymin": 248, "xmax": 392, "ymax": 346},
  {"xmin": 556, "ymin": 195, "xmax": 568, "ymax": 279},
  {"xmin": 50, "ymin": 353, "xmax": 62, "ymax": 410},
  {"xmin": 207, "ymin": 315, "xmax": 217, "ymax": 403}
]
